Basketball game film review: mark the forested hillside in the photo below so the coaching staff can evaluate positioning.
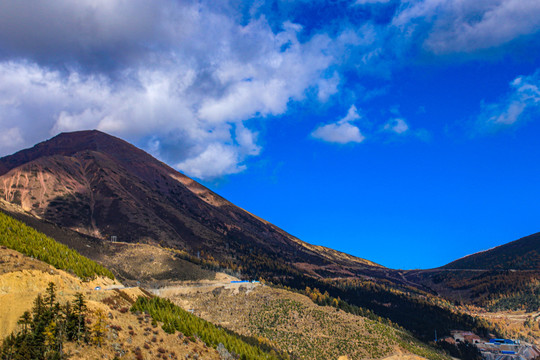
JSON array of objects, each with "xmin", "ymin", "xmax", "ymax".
[
  {"xmin": 131, "ymin": 297, "xmax": 286, "ymax": 360},
  {"xmin": 0, "ymin": 211, "xmax": 114, "ymax": 280}
]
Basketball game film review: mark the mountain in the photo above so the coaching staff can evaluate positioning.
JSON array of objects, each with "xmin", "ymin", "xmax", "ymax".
[
  {"xmin": 403, "ymin": 232, "xmax": 540, "ymax": 313},
  {"xmin": 441, "ymin": 232, "xmax": 540, "ymax": 270},
  {"xmin": 0, "ymin": 130, "xmax": 381, "ymax": 281}
]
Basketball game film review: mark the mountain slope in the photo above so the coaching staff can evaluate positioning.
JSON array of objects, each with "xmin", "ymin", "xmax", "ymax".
[
  {"xmin": 442, "ymin": 232, "xmax": 540, "ymax": 270},
  {"xmin": 0, "ymin": 130, "xmax": 380, "ymax": 281},
  {"xmin": 160, "ymin": 282, "xmax": 449, "ymax": 360}
]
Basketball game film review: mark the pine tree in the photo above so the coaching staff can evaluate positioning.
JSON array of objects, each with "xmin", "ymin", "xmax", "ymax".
[
  {"xmin": 67, "ymin": 292, "xmax": 88, "ymax": 342},
  {"xmin": 1, "ymin": 285, "xmax": 90, "ymax": 359},
  {"xmin": 17, "ymin": 311, "xmax": 32, "ymax": 336},
  {"xmin": 45, "ymin": 282, "xmax": 57, "ymax": 310}
]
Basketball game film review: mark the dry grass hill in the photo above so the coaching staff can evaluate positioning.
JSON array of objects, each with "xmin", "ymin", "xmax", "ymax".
[{"xmin": 156, "ymin": 282, "xmax": 449, "ymax": 360}]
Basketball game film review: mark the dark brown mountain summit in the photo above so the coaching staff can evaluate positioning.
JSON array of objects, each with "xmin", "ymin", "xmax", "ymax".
[{"xmin": 0, "ymin": 130, "xmax": 380, "ymax": 279}]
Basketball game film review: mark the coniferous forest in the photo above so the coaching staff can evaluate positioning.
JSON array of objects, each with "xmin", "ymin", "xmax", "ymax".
[{"xmin": 0, "ymin": 211, "xmax": 114, "ymax": 280}]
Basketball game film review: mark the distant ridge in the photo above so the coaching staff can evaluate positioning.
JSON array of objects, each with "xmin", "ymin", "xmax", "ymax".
[{"xmin": 441, "ymin": 232, "xmax": 540, "ymax": 270}]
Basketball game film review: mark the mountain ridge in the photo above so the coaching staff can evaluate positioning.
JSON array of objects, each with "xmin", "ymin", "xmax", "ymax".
[{"xmin": 441, "ymin": 232, "xmax": 540, "ymax": 270}]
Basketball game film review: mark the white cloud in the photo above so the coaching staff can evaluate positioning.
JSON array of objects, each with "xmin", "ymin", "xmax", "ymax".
[
  {"xmin": 477, "ymin": 69, "xmax": 540, "ymax": 127},
  {"xmin": 317, "ymin": 71, "xmax": 340, "ymax": 102},
  {"xmin": 341, "ymin": 105, "xmax": 362, "ymax": 123},
  {"xmin": 311, "ymin": 105, "xmax": 366, "ymax": 144},
  {"xmin": 394, "ymin": 0, "xmax": 540, "ymax": 54},
  {"xmin": 175, "ymin": 143, "xmax": 246, "ymax": 180},
  {"xmin": 384, "ymin": 118, "xmax": 409, "ymax": 134},
  {"xmin": 312, "ymin": 122, "xmax": 365, "ymax": 144},
  {"xmin": 0, "ymin": 127, "xmax": 23, "ymax": 152}
]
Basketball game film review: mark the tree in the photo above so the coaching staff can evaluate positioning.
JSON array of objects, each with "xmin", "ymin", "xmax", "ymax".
[
  {"xmin": 66, "ymin": 293, "xmax": 88, "ymax": 342},
  {"xmin": 17, "ymin": 311, "xmax": 32, "ymax": 336},
  {"xmin": 91, "ymin": 309, "xmax": 107, "ymax": 347},
  {"xmin": 45, "ymin": 282, "xmax": 57, "ymax": 310}
]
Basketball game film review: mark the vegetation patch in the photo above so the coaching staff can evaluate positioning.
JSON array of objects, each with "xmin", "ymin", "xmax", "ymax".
[
  {"xmin": 131, "ymin": 296, "xmax": 284, "ymax": 360},
  {"xmin": 0, "ymin": 211, "xmax": 114, "ymax": 280},
  {"xmin": 1, "ymin": 283, "xmax": 91, "ymax": 359}
]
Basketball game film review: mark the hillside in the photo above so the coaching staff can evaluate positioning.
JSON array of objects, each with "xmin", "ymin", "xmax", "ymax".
[
  {"xmin": 0, "ymin": 211, "xmax": 435, "ymax": 360},
  {"xmin": 0, "ymin": 246, "xmax": 229, "ymax": 359},
  {"xmin": 0, "ymin": 130, "xmax": 382, "ymax": 282},
  {"xmin": 0, "ymin": 212, "xmax": 293, "ymax": 360},
  {"xmin": 442, "ymin": 232, "xmax": 540, "ymax": 270},
  {"xmin": 403, "ymin": 232, "xmax": 540, "ymax": 313},
  {"xmin": 0, "ymin": 209, "xmax": 113, "ymax": 280},
  {"xmin": 155, "ymin": 281, "xmax": 449, "ymax": 360},
  {"xmin": 0, "ymin": 202, "xmax": 215, "ymax": 287},
  {"xmin": 0, "ymin": 246, "xmax": 117, "ymax": 338}
]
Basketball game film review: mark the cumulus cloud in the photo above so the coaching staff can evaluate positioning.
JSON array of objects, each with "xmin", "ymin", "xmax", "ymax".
[
  {"xmin": 477, "ymin": 69, "xmax": 540, "ymax": 128},
  {"xmin": 175, "ymin": 143, "xmax": 247, "ymax": 179},
  {"xmin": 0, "ymin": 1, "xmax": 335, "ymax": 179},
  {"xmin": 317, "ymin": 71, "xmax": 340, "ymax": 102},
  {"xmin": 311, "ymin": 105, "xmax": 366, "ymax": 144},
  {"xmin": 381, "ymin": 117, "xmax": 430, "ymax": 141},
  {"xmin": 0, "ymin": 127, "xmax": 23, "ymax": 152}
]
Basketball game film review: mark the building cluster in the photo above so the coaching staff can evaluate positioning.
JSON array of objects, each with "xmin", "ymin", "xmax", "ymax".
[{"xmin": 439, "ymin": 331, "xmax": 540, "ymax": 360}]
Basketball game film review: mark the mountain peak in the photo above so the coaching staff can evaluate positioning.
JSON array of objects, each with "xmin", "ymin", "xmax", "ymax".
[{"xmin": 0, "ymin": 130, "xmax": 161, "ymax": 176}]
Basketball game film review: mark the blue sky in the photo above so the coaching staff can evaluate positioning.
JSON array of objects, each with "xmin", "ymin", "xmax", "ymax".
[{"xmin": 0, "ymin": 0, "xmax": 539, "ymax": 268}]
